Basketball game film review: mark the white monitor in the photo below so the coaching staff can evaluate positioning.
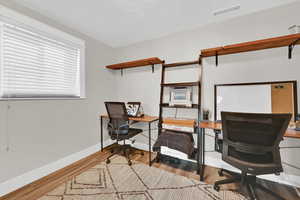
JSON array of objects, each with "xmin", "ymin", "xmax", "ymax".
[{"xmin": 169, "ymin": 87, "xmax": 192, "ymax": 107}]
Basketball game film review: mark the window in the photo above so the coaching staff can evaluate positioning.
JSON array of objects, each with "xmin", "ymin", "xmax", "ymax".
[{"xmin": 0, "ymin": 7, "xmax": 85, "ymax": 99}]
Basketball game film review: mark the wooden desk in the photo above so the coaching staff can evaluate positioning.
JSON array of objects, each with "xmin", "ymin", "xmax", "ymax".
[
  {"xmin": 199, "ymin": 121, "xmax": 300, "ymax": 139},
  {"xmin": 284, "ymin": 129, "xmax": 300, "ymax": 139},
  {"xmin": 100, "ymin": 115, "xmax": 159, "ymax": 166},
  {"xmin": 199, "ymin": 121, "xmax": 222, "ymax": 131},
  {"xmin": 101, "ymin": 115, "xmax": 159, "ymax": 123}
]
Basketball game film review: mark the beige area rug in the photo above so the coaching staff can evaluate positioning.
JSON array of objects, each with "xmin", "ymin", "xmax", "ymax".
[{"xmin": 39, "ymin": 155, "xmax": 247, "ymax": 200}]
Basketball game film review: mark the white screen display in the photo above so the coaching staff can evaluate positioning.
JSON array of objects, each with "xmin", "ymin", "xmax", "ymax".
[
  {"xmin": 216, "ymin": 84, "xmax": 272, "ymax": 120},
  {"xmin": 174, "ymin": 89, "xmax": 187, "ymax": 100}
]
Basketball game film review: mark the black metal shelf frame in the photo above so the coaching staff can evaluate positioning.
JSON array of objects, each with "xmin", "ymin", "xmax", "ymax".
[{"xmin": 155, "ymin": 59, "xmax": 204, "ymax": 180}]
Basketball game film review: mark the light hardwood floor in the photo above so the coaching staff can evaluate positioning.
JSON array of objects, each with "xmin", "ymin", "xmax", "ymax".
[{"xmin": 1, "ymin": 144, "xmax": 299, "ymax": 200}]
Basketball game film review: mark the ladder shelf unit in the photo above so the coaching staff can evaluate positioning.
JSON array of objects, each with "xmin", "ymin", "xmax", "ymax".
[{"xmin": 153, "ymin": 60, "xmax": 204, "ymax": 180}]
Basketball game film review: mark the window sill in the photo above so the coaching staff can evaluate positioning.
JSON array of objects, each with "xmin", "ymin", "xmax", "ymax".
[{"xmin": 0, "ymin": 97, "xmax": 87, "ymax": 101}]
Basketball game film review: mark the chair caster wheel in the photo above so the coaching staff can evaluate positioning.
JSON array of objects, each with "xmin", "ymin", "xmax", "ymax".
[
  {"xmin": 128, "ymin": 161, "xmax": 132, "ymax": 166},
  {"xmin": 214, "ymin": 184, "xmax": 220, "ymax": 192},
  {"xmin": 106, "ymin": 159, "xmax": 111, "ymax": 164},
  {"xmin": 218, "ymin": 169, "xmax": 224, "ymax": 177}
]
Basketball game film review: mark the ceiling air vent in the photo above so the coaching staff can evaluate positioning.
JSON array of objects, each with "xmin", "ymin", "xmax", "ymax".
[{"xmin": 213, "ymin": 5, "xmax": 241, "ymax": 16}]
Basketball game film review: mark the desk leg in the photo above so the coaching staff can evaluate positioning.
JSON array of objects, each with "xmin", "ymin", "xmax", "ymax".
[
  {"xmin": 201, "ymin": 128, "xmax": 205, "ymax": 181},
  {"xmin": 197, "ymin": 128, "xmax": 203, "ymax": 175},
  {"xmin": 199, "ymin": 128, "xmax": 205, "ymax": 182},
  {"xmin": 100, "ymin": 116, "xmax": 103, "ymax": 152},
  {"xmin": 197, "ymin": 127, "xmax": 201, "ymax": 175},
  {"xmin": 149, "ymin": 122, "xmax": 152, "ymax": 166}
]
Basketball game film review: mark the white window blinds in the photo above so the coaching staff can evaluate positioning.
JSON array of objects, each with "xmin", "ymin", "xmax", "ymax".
[{"xmin": 0, "ymin": 21, "xmax": 84, "ymax": 98}]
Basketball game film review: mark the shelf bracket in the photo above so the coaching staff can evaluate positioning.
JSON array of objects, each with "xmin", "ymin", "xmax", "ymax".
[
  {"xmin": 288, "ymin": 38, "xmax": 300, "ymax": 59},
  {"xmin": 215, "ymin": 51, "xmax": 218, "ymax": 66},
  {"xmin": 289, "ymin": 44, "xmax": 294, "ymax": 59},
  {"xmin": 199, "ymin": 55, "xmax": 202, "ymax": 65},
  {"xmin": 152, "ymin": 64, "xmax": 155, "ymax": 73},
  {"xmin": 121, "ymin": 69, "xmax": 123, "ymax": 76}
]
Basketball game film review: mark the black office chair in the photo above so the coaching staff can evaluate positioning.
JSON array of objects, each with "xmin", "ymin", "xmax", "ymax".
[
  {"xmin": 105, "ymin": 102, "xmax": 143, "ymax": 165},
  {"xmin": 214, "ymin": 112, "xmax": 291, "ymax": 200}
]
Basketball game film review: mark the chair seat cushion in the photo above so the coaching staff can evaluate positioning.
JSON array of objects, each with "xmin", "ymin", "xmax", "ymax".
[{"xmin": 111, "ymin": 128, "xmax": 142, "ymax": 140}]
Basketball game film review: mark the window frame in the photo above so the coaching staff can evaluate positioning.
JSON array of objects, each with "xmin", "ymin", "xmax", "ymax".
[{"xmin": 0, "ymin": 5, "xmax": 86, "ymax": 100}]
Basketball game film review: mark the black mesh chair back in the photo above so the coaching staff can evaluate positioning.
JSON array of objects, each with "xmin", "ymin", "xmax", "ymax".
[
  {"xmin": 104, "ymin": 102, "xmax": 143, "ymax": 166},
  {"xmin": 221, "ymin": 112, "xmax": 291, "ymax": 175},
  {"xmin": 105, "ymin": 102, "xmax": 129, "ymax": 136}
]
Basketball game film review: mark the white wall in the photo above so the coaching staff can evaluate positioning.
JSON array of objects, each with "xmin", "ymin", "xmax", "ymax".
[
  {"xmin": 1, "ymin": 0, "xmax": 300, "ymax": 193},
  {"xmin": 114, "ymin": 1, "xmax": 300, "ymax": 186},
  {"xmin": 0, "ymin": 1, "xmax": 116, "ymax": 184}
]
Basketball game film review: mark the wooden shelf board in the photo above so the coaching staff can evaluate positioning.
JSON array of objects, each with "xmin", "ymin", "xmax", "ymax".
[
  {"xmin": 201, "ymin": 33, "xmax": 300, "ymax": 57},
  {"xmin": 285, "ymin": 129, "xmax": 300, "ymax": 139},
  {"xmin": 199, "ymin": 121, "xmax": 300, "ymax": 139},
  {"xmin": 162, "ymin": 81, "xmax": 200, "ymax": 87},
  {"xmin": 161, "ymin": 103, "xmax": 199, "ymax": 109},
  {"xmin": 164, "ymin": 61, "xmax": 199, "ymax": 68},
  {"xmin": 163, "ymin": 118, "xmax": 196, "ymax": 127},
  {"xmin": 199, "ymin": 121, "xmax": 222, "ymax": 130},
  {"xmin": 106, "ymin": 57, "xmax": 163, "ymax": 70}
]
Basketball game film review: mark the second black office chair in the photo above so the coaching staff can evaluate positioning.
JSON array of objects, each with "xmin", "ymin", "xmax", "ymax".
[
  {"xmin": 214, "ymin": 112, "xmax": 291, "ymax": 200},
  {"xmin": 105, "ymin": 102, "xmax": 143, "ymax": 166}
]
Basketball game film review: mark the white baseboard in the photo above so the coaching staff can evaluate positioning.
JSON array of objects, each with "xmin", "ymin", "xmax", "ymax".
[{"xmin": 0, "ymin": 140, "xmax": 114, "ymax": 197}]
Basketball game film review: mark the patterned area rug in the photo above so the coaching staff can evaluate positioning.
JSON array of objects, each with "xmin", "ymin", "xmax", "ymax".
[{"xmin": 39, "ymin": 156, "xmax": 247, "ymax": 200}]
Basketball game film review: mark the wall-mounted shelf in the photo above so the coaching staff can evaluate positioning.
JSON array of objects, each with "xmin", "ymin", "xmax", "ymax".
[
  {"xmin": 200, "ymin": 33, "xmax": 300, "ymax": 66},
  {"xmin": 161, "ymin": 81, "xmax": 200, "ymax": 87},
  {"xmin": 106, "ymin": 57, "xmax": 164, "ymax": 75}
]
